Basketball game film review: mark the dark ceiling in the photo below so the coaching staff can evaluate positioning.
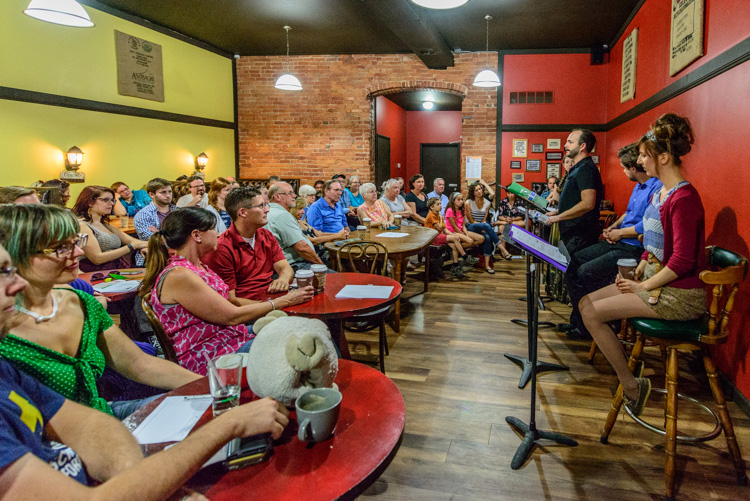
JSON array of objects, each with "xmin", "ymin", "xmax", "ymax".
[
  {"xmin": 385, "ymin": 90, "xmax": 463, "ymax": 111},
  {"xmin": 88, "ymin": 0, "xmax": 640, "ymax": 66}
]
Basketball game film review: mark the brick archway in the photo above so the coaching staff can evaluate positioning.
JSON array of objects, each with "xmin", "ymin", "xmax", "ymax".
[{"xmin": 367, "ymin": 81, "xmax": 467, "ymax": 178}]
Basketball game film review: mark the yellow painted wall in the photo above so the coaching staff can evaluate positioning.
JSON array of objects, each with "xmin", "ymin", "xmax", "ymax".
[{"xmin": 0, "ymin": 1, "xmax": 236, "ymax": 199}]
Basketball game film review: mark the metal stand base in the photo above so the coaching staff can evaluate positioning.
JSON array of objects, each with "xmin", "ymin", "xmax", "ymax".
[
  {"xmin": 505, "ymin": 416, "xmax": 579, "ymax": 470},
  {"xmin": 511, "ymin": 318, "xmax": 555, "ymax": 328},
  {"xmin": 503, "ymin": 353, "xmax": 569, "ymax": 389}
]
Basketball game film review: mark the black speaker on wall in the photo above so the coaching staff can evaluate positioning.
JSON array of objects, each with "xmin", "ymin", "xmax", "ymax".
[{"xmin": 591, "ymin": 44, "xmax": 608, "ymax": 65}]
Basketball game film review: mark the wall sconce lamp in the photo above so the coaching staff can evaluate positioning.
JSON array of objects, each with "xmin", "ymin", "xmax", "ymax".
[
  {"xmin": 61, "ymin": 146, "xmax": 85, "ymax": 183},
  {"xmin": 195, "ymin": 152, "xmax": 209, "ymax": 170}
]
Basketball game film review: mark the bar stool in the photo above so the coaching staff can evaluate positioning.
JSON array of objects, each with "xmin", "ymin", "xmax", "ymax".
[{"xmin": 599, "ymin": 246, "xmax": 748, "ymax": 500}]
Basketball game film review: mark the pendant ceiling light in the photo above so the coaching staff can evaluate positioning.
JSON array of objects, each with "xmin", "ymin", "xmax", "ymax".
[
  {"xmin": 473, "ymin": 15, "xmax": 501, "ymax": 88},
  {"xmin": 274, "ymin": 26, "xmax": 302, "ymax": 91},
  {"xmin": 411, "ymin": 0, "xmax": 469, "ymax": 9},
  {"xmin": 24, "ymin": 0, "xmax": 94, "ymax": 28}
]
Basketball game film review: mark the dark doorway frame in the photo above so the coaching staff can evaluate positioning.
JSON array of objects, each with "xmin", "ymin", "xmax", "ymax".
[{"xmin": 419, "ymin": 143, "xmax": 461, "ymax": 196}]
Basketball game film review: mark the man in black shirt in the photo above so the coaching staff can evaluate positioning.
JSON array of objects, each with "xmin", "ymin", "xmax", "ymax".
[{"xmin": 547, "ymin": 129, "xmax": 604, "ymax": 339}]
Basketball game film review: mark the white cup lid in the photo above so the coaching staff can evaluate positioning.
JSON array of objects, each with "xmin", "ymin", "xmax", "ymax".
[
  {"xmin": 362, "ymin": 218, "xmax": 371, "ymax": 221},
  {"xmin": 295, "ymin": 269, "xmax": 314, "ymax": 278},
  {"xmin": 394, "ymin": 215, "xmax": 402, "ymax": 218},
  {"xmin": 356, "ymin": 225, "xmax": 367, "ymax": 230},
  {"xmin": 617, "ymin": 258, "xmax": 638, "ymax": 266},
  {"xmin": 310, "ymin": 264, "xmax": 327, "ymax": 272}
]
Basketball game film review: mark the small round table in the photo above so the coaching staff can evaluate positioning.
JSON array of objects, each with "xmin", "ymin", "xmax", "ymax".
[
  {"xmin": 274, "ymin": 273, "xmax": 401, "ymax": 360},
  {"xmin": 123, "ymin": 360, "xmax": 405, "ymax": 501}
]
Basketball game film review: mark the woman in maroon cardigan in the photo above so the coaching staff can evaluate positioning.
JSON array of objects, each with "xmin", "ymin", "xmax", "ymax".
[{"xmin": 579, "ymin": 113, "xmax": 705, "ymax": 416}]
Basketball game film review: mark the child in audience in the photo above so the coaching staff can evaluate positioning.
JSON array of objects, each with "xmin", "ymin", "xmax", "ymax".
[
  {"xmin": 424, "ymin": 197, "xmax": 477, "ymax": 278},
  {"xmin": 445, "ymin": 192, "xmax": 487, "ymax": 272}
]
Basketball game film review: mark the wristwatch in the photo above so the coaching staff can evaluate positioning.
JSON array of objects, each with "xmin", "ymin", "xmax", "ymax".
[{"xmin": 127, "ymin": 243, "xmax": 134, "ymax": 252}]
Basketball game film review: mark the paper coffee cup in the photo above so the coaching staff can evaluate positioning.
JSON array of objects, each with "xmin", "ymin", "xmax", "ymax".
[
  {"xmin": 295, "ymin": 269, "xmax": 313, "ymax": 289},
  {"xmin": 394, "ymin": 215, "xmax": 402, "ymax": 228},
  {"xmin": 356, "ymin": 225, "xmax": 367, "ymax": 239},
  {"xmin": 617, "ymin": 258, "xmax": 638, "ymax": 280},
  {"xmin": 310, "ymin": 264, "xmax": 327, "ymax": 294}
]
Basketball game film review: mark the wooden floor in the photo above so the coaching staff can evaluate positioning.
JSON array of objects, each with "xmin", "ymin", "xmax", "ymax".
[{"xmin": 345, "ymin": 257, "xmax": 750, "ymax": 501}]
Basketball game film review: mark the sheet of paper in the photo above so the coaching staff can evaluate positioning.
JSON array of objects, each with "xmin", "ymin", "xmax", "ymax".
[
  {"xmin": 93, "ymin": 279, "xmax": 140, "ymax": 293},
  {"xmin": 131, "ymin": 395, "xmax": 212, "ymax": 444},
  {"xmin": 466, "ymin": 156, "xmax": 482, "ymax": 179},
  {"xmin": 335, "ymin": 285, "xmax": 394, "ymax": 299},
  {"xmin": 509, "ymin": 226, "xmax": 568, "ymax": 265},
  {"xmin": 374, "ymin": 232, "xmax": 408, "ymax": 238}
]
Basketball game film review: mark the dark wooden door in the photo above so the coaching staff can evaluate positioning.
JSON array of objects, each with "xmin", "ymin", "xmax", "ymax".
[
  {"xmin": 376, "ymin": 134, "xmax": 391, "ymax": 189},
  {"xmin": 420, "ymin": 143, "xmax": 461, "ymax": 196}
]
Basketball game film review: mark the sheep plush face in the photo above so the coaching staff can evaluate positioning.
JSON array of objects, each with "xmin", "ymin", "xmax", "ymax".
[{"xmin": 246, "ymin": 312, "xmax": 339, "ymax": 406}]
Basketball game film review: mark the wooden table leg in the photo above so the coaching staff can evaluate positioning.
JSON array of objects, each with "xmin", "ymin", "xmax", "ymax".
[
  {"xmin": 325, "ymin": 319, "xmax": 351, "ymax": 360},
  {"xmin": 393, "ymin": 258, "xmax": 402, "ymax": 333},
  {"xmin": 423, "ymin": 246, "xmax": 430, "ymax": 293}
]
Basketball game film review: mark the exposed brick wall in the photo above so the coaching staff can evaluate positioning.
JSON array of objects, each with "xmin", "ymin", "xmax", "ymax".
[{"xmin": 236, "ymin": 53, "xmax": 497, "ymax": 189}]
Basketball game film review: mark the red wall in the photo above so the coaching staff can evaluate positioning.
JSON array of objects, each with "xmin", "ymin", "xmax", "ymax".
[
  {"xmin": 405, "ymin": 110, "xmax": 462, "ymax": 186},
  {"xmin": 375, "ymin": 96, "xmax": 407, "ymax": 178}
]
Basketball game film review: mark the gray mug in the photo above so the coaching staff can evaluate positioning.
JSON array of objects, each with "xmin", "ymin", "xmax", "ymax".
[{"xmin": 295, "ymin": 388, "xmax": 342, "ymax": 442}]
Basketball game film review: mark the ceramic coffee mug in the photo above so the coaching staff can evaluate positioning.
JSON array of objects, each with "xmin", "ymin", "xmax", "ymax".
[{"xmin": 296, "ymin": 387, "xmax": 342, "ymax": 442}]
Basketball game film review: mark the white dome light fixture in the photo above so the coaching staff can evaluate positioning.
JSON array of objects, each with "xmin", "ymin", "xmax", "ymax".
[
  {"xmin": 411, "ymin": 0, "xmax": 470, "ymax": 9},
  {"xmin": 24, "ymin": 0, "xmax": 94, "ymax": 28},
  {"xmin": 274, "ymin": 26, "xmax": 302, "ymax": 91},
  {"xmin": 422, "ymin": 101, "xmax": 434, "ymax": 110},
  {"xmin": 473, "ymin": 15, "xmax": 501, "ymax": 88}
]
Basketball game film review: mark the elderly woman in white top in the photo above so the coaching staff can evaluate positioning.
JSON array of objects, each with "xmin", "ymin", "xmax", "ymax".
[
  {"xmin": 298, "ymin": 184, "xmax": 317, "ymax": 220},
  {"xmin": 379, "ymin": 178, "xmax": 415, "ymax": 225}
]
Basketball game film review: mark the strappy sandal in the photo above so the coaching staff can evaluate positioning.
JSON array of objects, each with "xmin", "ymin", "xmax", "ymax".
[{"xmin": 485, "ymin": 268, "xmax": 495, "ymax": 274}]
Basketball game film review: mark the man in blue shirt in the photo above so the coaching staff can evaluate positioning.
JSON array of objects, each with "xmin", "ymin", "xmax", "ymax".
[
  {"xmin": 563, "ymin": 142, "xmax": 662, "ymax": 338},
  {"xmin": 426, "ymin": 178, "xmax": 449, "ymax": 216},
  {"xmin": 306, "ymin": 180, "xmax": 351, "ymax": 235},
  {"xmin": 112, "ymin": 182, "xmax": 152, "ymax": 216}
]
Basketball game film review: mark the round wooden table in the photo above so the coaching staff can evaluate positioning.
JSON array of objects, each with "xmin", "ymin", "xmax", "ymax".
[
  {"xmin": 78, "ymin": 267, "xmax": 144, "ymax": 302},
  {"xmin": 272, "ymin": 272, "xmax": 402, "ymax": 360},
  {"xmin": 324, "ymin": 225, "xmax": 437, "ymax": 332},
  {"xmin": 123, "ymin": 360, "xmax": 405, "ymax": 501}
]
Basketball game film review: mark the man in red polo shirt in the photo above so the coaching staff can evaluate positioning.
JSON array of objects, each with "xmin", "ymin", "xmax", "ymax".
[{"xmin": 203, "ymin": 186, "xmax": 294, "ymax": 304}]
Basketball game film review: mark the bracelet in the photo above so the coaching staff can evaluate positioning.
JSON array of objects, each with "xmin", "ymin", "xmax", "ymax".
[
  {"xmin": 267, "ymin": 299, "xmax": 275, "ymax": 311},
  {"xmin": 126, "ymin": 243, "xmax": 134, "ymax": 252}
]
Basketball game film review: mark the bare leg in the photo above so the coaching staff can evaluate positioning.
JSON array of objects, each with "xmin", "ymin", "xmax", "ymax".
[
  {"xmin": 447, "ymin": 241, "xmax": 460, "ymax": 263},
  {"xmin": 466, "ymin": 230, "xmax": 485, "ymax": 247},
  {"xmin": 579, "ymin": 284, "xmax": 659, "ymax": 399},
  {"xmin": 447, "ymin": 234, "xmax": 466, "ymax": 258}
]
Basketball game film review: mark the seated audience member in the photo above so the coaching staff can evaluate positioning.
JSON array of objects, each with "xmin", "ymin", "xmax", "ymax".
[
  {"xmin": 205, "ymin": 177, "xmax": 233, "ymax": 234},
  {"xmin": 203, "ymin": 187, "xmax": 297, "ymax": 303},
  {"xmin": 465, "ymin": 181, "xmax": 501, "ymax": 264},
  {"xmin": 290, "ymin": 198, "xmax": 347, "ymax": 263},
  {"xmin": 344, "ymin": 175, "xmax": 364, "ymax": 210},
  {"xmin": 225, "ymin": 176, "xmax": 241, "ymax": 189},
  {"xmin": 176, "ymin": 175, "xmax": 208, "ymax": 208},
  {"xmin": 332, "ymin": 174, "xmax": 355, "ymax": 218},
  {"xmin": 141, "ymin": 208, "xmax": 313, "ymax": 374},
  {"xmin": 493, "ymin": 190, "xmax": 525, "ymax": 260},
  {"xmin": 0, "ymin": 240, "xmax": 289, "ymax": 499},
  {"xmin": 380, "ymin": 178, "xmax": 416, "ymax": 225},
  {"xmin": 267, "ymin": 182, "xmax": 325, "ymax": 270},
  {"xmin": 404, "ymin": 174, "xmax": 429, "ymax": 225},
  {"xmin": 41, "ymin": 179, "xmax": 71, "ymax": 207},
  {"xmin": 0, "ymin": 186, "xmax": 40, "ymax": 204},
  {"xmin": 260, "ymin": 186, "xmax": 270, "ymax": 204},
  {"xmin": 426, "ymin": 178, "xmax": 449, "ymax": 216},
  {"xmin": 268, "ymin": 175, "xmax": 281, "ymax": 187},
  {"xmin": 395, "ymin": 177, "xmax": 405, "ymax": 191},
  {"xmin": 565, "ymin": 142, "xmax": 663, "ymax": 339},
  {"xmin": 112, "ymin": 182, "xmax": 151, "ymax": 217},
  {"xmin": 424, "ymin": 197, "xmax": 477, "ymax": 278},
  {"xmin": 445, "ymin": 192, "xmax": 487, "ymax": 271},
  {"xmin": 0, "ymin": 204, "xmax": 199, "ymax": 419},
  {"xmin": 313, "ymin": 179, "xmax": 325, "ymax": 200},
  {"xmin": 133, "ymin": 177, "xmax": 177, "ymax": 241},
  {"xmin": 579, "ymin": 113, "xmax": 704, "ymax": 416},
  {"xmin": 358, "ymin": 182, "xmax": 394, "ymax": 228},
  {"xmin": 306, "ymin": 180, "xmax": 351, "ymax": 235},
  {"xmin": 541, "ymin": 176, "xmax": 558, "ymax": 200},
  {"xmin": 73, "ymin": 186, "xmax": 148, "ymax": 272},
  {"xmin": 298, "ymin": 183, "xmax": 317, "ymax": 220}
]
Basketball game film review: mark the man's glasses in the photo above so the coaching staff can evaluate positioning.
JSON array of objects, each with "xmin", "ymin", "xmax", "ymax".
[
  {"xmin": 41, "ymin": 234, "xmax": 89, "ymax": 259},
  {"xmin": 279, "ymin": 191, "xmax": 296, "ymax": 197},
  {"xmin": 0, "ymin": 266, "xmax": 17, "ymax": 284}
]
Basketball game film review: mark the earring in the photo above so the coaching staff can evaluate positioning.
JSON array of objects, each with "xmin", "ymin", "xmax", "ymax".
[{"xmin": 196, "ymin": 238, "xmax": 202, "ymax": 243}]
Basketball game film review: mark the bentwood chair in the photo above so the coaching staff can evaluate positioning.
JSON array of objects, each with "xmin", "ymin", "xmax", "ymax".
[
  {"xmin": 599, "ymin": 246, "xmax": 748, "ymax": 500},
  {"xmin": 141, "ymin": 293, "xmax": 179, "ymax": 364},
  {"xmin": 335, "ymin": 241, "xmax": 390, "ymax": 373}
]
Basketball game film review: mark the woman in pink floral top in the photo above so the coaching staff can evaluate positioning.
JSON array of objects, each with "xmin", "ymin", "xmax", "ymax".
[{"xmin": 139, "ymin": 208, "xmax": 314, "ymax": 375}]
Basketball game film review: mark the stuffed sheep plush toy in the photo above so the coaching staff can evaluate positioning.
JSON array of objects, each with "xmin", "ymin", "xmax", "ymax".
[{"xmin": 246, "ymin": 311, "xmax": 338, "ymax": 406}]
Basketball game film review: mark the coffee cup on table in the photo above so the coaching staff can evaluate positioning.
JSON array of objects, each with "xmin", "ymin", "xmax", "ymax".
[
  {"xmin": 310, "ymin": 264, "xmax": 327, "ymax": 294},
  {"xmin": 295, "ymin": 387, "xmax": 342, "ymax": 443},
  {"xmin": 356, "ymin": 225, "xmax": 367, "ymax": 239},
  {"xmin": 362, "ymin": 217, "xmax": 371, "ymax": 228},
  {"xmin": 295, "ymin": 269, "xmax": 314, "ymax": 289},
  {"xmin": 617, "ymin": 258, "xmax": 638, "ymax": 280},
  {"xmin": 394, "ymin": 215, "xmax": 402, "ymax": 229}
]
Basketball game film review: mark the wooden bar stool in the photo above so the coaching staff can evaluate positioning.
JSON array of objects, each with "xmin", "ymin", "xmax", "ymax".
[{"xmin": 599, "ymin": 246, "xmax": 748, "ymax": 500}]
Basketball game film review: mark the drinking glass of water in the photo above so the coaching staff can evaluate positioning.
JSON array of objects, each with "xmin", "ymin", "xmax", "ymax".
[{"xmin": 208, "ymin": 354, "xmax": 242, "ymax": 417}]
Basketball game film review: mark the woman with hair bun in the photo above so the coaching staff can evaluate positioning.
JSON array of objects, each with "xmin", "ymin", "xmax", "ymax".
[
  {"xmin": 139, "ymin": 207, "xmax": 313, "ymax": 376},
  {"xmin": 579, "ymin": 113, "xmax": 705, "ymax": 417}
]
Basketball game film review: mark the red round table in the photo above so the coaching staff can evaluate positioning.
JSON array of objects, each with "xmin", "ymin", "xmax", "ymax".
[
  {"xmin": 123, "ymin": 360, "xmax": 405, "ymax": 500},
  {"xmin": 270, "ymin": 272, "xmax": 402, "ymax": 360}
]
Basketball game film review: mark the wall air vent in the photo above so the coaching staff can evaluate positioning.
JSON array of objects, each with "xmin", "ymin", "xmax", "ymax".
[{"xmin": 509, "ymin": 91, "xmax": 553, "ymax": 104}]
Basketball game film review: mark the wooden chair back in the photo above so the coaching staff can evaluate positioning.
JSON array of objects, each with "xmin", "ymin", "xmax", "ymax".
[
  {"xmin": 141, "ymin": 293, "xmax": 179, "ymax": 363},
  {"xmin": 700, "ymin": 246, "xmax": 748, "ymax": 343},
  {"xmin": 336, "ymin": 241, "xmax": 389, "ymax": 276}
]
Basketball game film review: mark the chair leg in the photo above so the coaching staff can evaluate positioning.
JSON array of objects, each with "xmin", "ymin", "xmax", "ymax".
[
  {"xmin": 703, "ymin": 352, "xmax": 748, "ymax": 485},
  {"xmin": 588, "ymin": 340, "xmax": 598, "ymax": 364},
  {"xmin": 378, "ymin": 319, "xmax": 386, "ymax": 374},
  {"xmin": 664, "ymin": 347, "xmax": 679, "ymax": 500},
  {"xmin": 601, "ymin": 335, "xmax": 645, "ymax": 443}
]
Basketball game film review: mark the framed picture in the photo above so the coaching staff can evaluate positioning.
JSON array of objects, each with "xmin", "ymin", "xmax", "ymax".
[
  {"xmin": 591, "ymin": 155, "xmax": 600, "ymax": 164},
  {"xmin": 512, "ymin": 139, "xmax": 528, "ymax": 158},
  {"xmin": 510, "ymin": 160, "xmax": 522, "ymax": 169},
  {"xmin": 546, "ymin": 163, "xmax": 561, "ymax": 179},
  {"xmin": 546, "ymin": 151, "xmax": 563, "ymax": 161},
  {"xmin": 531, "ymin": 143, "xmax": 544, "ymax": 153},
  {"xmin": 526, "ymin": 159, "xmax": 541, "ymax": 172},
  {"xmin": 547, "ymin": 138, "xmax": 561, "ymax": 149},
  {"xmin": 512, "ymin": 173, "xmax": 525, "ymax": 183}
]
